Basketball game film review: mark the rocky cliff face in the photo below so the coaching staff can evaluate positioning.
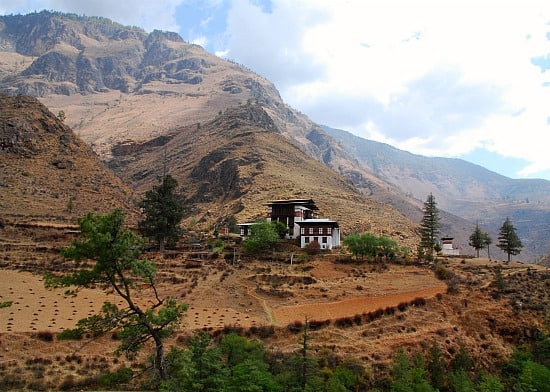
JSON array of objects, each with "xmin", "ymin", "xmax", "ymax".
[
  {"xmin": 0, "ymin": 11, "xmax": 350, "ymax": 167},
  {"xmin": 0, "ymin": 12, "xmax": 211, "ymax": 95}
]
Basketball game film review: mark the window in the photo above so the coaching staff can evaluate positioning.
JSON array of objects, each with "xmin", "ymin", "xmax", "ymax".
[
  {"xmin": 309, "ymin": 228, "xmax": 314, "ymax": 234},
  {"xmin": 300, "ymin": 227, "xmax": 305, "ymax": 235},
  {"xmin": 305, "ymin": 236, "xmax": 310, "ymax": 243},
  {"xmin": 323, "ymin": 237, "xmax": 327, "ymax": 243},
  {"xmin": 327, "ymin": 227, "xmax": 332, "ymax": 234},
  {"xmin": 318, "ymin": 227, "xmax": 323, "ymax": 234}
]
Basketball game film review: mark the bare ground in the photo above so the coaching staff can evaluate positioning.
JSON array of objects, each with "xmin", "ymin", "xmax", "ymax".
[{"xmin": 0, "ymin": 225, "xmax": 548, "ymax": 389}]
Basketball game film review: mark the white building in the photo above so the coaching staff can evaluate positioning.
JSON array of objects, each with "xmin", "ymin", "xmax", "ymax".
[
  {"xmin": 239, "ymin": 199, "xmax": 341, "ymax": 250},
  {"xmin": 296, "ymin": 218, "xmax": 340, "ymax": 250},
  {"xmin": 440, "ymin": 237, "xmax": 459, "ymax": 256}
]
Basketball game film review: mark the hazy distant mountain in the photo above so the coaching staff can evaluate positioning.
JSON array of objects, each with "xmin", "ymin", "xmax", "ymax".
[
  {"xmin": 323, "ymin": 125, "xmax": 550, "ymax": 261},
  {"xmin": 1, "ymin": 11, "xmax": 548, "ymax": 261}
]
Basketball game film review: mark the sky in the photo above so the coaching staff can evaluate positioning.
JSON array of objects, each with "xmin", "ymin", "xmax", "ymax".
[{"xmin": 2, "ymin": 0, "xmax": 550, "ymax": 180}]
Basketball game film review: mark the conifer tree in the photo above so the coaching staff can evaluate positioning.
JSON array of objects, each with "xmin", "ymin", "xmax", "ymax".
[
  {"xmin": 427, "ymin": 341, "xmax": 446, "ymax": 391},
  {"xmin": 497, "ymin": 217, "xmax": 523, "ymax": 262},
  {"xmin": 419, "ymin": 193, "xmax": 440, "ymax": 261},
  {"xmin": 138, "ymin": 175, "xmax": 185, "ymax": 251},
  {"xmin": 469, "ymin": 223, "xmax": 489, "ymax": 257}
]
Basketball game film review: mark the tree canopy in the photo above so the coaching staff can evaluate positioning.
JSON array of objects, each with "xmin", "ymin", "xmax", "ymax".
[
  {"xmin": 45, "ymin": 209, "xmax": 187, "ymax": 380},
  {"xmin": 242, "ymin": 220, "xmax": 280, "ymax": 253},
  {"xmin": 469, "ymin": 224, "xmax": 491, "ymax": 258},
  {"xmin": 344, "ymin": 232, "xmax": 399, "ymax": 262},
  {"xmin": 138, "ymin": 174, "xmax": 185, "ymax": 251}
]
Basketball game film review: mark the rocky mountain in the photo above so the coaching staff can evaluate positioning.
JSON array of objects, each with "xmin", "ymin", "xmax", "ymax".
[
  {"xmin": 1, "ymin": 11, "xmax": 547, "ymax": 261},
  {"xmin": 108, "ymin": 103, "xmax": 419, "ymax": 247},
  {"xmin": 0, "ymin": 11, "xmax": 420, "ymax": 246},
  {"xmin": 0, "ymin": 11, "xmax": 336, "ymax": 162}
]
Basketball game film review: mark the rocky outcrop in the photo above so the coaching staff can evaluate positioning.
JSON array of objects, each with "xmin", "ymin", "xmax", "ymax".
[{"xmin": 0, "ymin": 11, "xmax": 208, "ymax": 95}]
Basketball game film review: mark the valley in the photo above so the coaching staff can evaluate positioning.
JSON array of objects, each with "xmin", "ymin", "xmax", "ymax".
[{"xmin": 1, "ymin": 10, "xmax": 549, "ymax": 390}]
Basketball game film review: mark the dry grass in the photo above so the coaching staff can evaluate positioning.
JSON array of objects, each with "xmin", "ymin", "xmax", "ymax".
[{"xmin": 0, "ymin": 222, "xmax": 548, "ymax": 389}]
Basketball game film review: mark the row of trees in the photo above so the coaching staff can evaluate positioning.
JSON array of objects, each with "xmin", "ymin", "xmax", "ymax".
[
  {"xmin": 419, "ymin": 193, "xmax": 523, "ymax": 262},
  {"xmin": 162, "ymin": 332, "xmax": 532, "ymax": 392},
  {"xmin": 388, "ymin": 341, "xmax": 550, "ymax": 392}
]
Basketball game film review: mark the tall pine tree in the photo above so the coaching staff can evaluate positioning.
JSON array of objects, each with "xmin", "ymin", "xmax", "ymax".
[
  {"xmin": 420, "ymin": 193, "xmax": 440, "ymax": 261},
  {"xmin": 138, "ymin": 175, "xmax": 185, "ymax": 251},
  {"xmin": 497, "ymin": 217, "xmax": 523, "ymax": 262}
]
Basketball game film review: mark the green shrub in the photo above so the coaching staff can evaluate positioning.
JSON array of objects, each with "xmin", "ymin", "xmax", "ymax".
[
  {"xmin": 97, "ymin": 367, "xmax": 133, "ymax": 388},
  {"xmin": 57, "ymin": 327, "xmax": 83, "ymax": 340}
]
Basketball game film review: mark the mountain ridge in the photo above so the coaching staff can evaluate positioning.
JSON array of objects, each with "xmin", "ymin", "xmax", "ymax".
[
  {"xmin": 323, "ymin": 125, "xmax": 550, "ymax": 261},
  {"xmin": 1, "ymin": 10, "xmax": 548, "ymax": 261}
]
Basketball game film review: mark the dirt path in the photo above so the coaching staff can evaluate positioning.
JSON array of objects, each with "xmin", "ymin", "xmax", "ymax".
[
  {"xmin": 243, "ymin": 284, "xmax": 277, "ymax": 324},
  {"xmin": 272, "ymin": 286, "xmax": 446, "ymax": 324}
]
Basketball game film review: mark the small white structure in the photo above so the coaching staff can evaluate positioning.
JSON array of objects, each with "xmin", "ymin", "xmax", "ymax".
[
  {"xmin": 440, "ymin": 237, "xmax": 459, "ymax": 256},
  {"xmin": 297, "ymin": 219, "xmax": 340, "ymax": 250},
  {"xmin": 238, "ymin": 222, "xmax": 256, "ymax": 238}
]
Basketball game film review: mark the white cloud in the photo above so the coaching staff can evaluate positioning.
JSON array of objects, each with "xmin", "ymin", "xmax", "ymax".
[
  {"xmin": 222, "ymin": 0, "xmax": 328, "ymax": 89},
  {"xmin": 223, "ymin": 0, "xmax": 550, "ymax": 179},
  {"xmin": 191, "ymin": 36, "xmax": 208, "ymax": 47}
]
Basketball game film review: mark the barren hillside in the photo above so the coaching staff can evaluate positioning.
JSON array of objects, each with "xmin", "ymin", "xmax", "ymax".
[
  {"xmin": 0, "ymin": 94, "xmax": 137, "ymax": 224},
  {"xmin": 109, "ymin": 103, "xmax": 419, "ymax": 247},
  {"xmin": 0, "ymin": 223, "xmax": 548, "ymax": 389}
]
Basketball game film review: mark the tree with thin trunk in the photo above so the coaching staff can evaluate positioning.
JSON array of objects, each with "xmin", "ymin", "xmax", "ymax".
[
  {"xmin": 497, "ymin": 217, "xmax": 523, "ymax": 262},
  {"xmin": 469, "ymin": 223, "xmax": 490, "ymax": 257},
  {"xmin": 45, "ymin": 209, "xmax": 187, "ymax": 380},
  {"xmin": 420, "ymin": 193, "xmax": 441, "ymax": 261},
  {"xmin": 138, "ymin": 174, "xmax": 185, "ymax": 252}
]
